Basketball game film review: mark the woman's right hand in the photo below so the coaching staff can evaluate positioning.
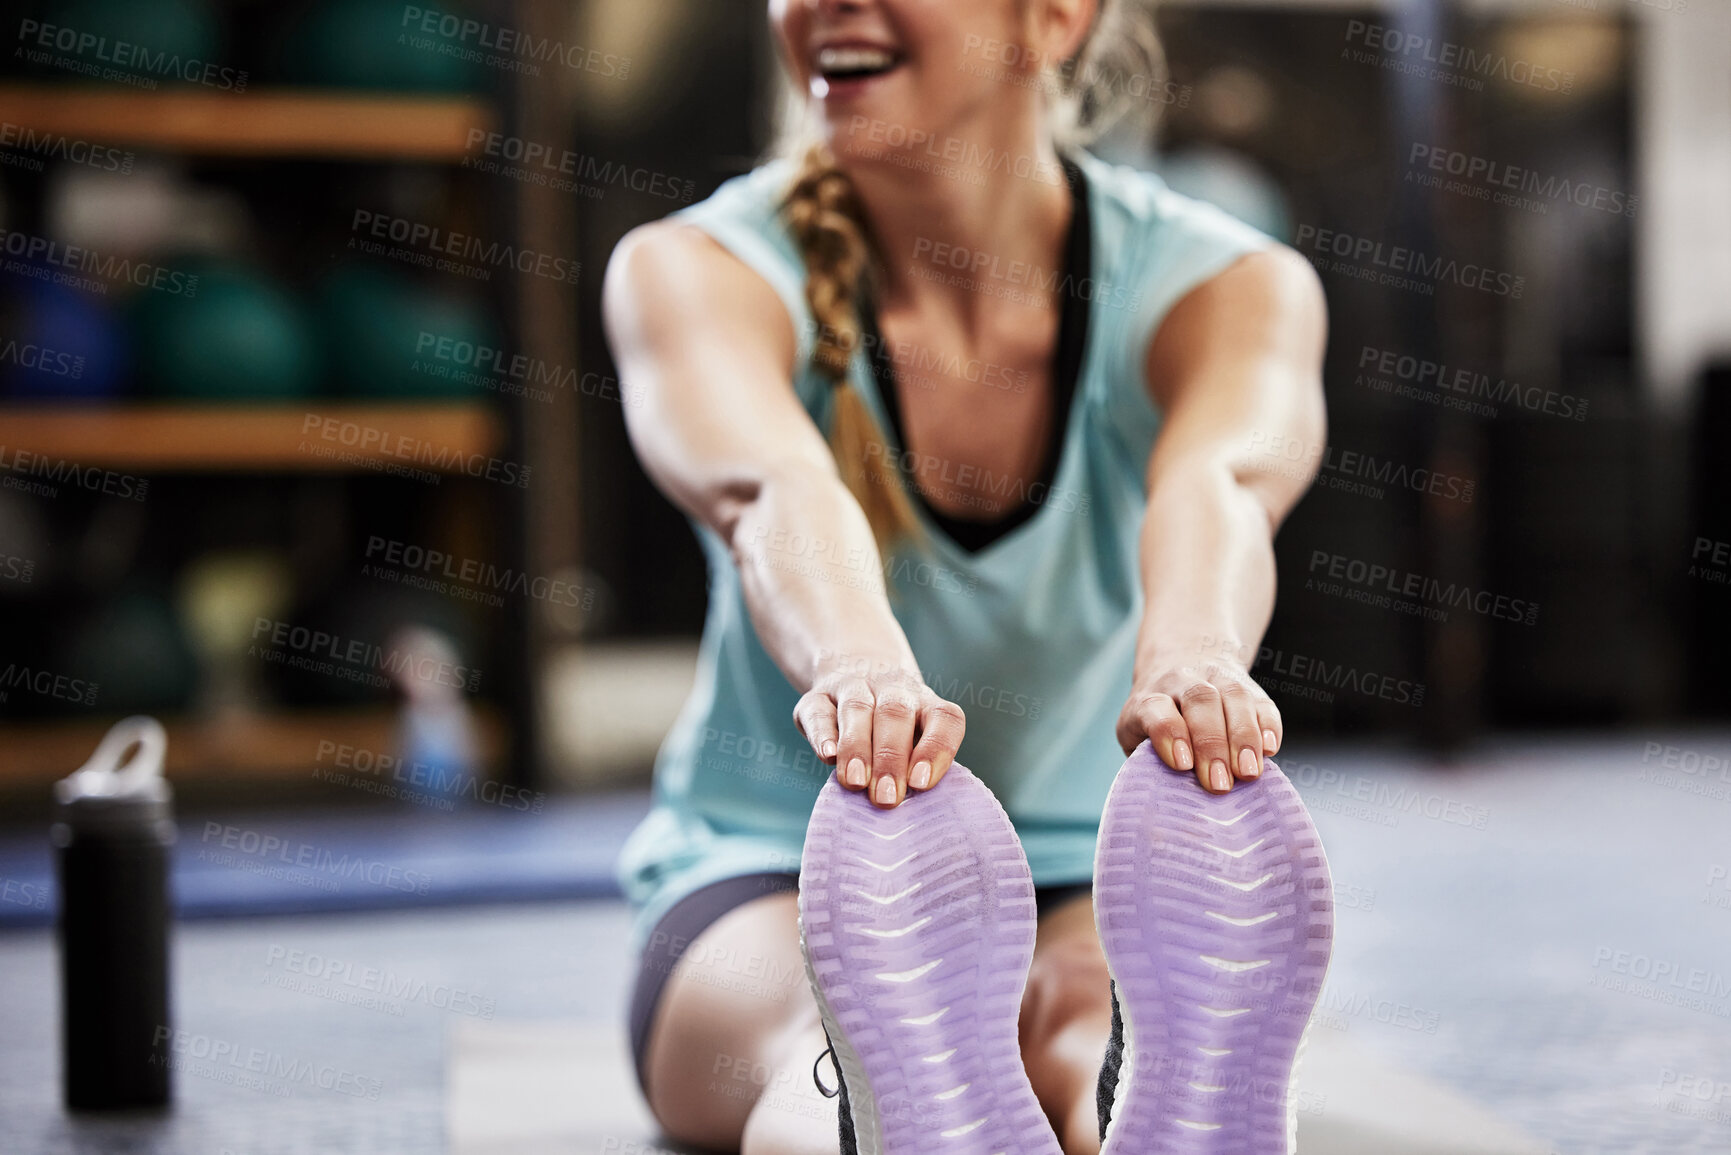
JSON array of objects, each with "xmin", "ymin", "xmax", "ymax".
[{"xmin": 793, "ymin": 656, "xmax": 966, "ymax": 809}]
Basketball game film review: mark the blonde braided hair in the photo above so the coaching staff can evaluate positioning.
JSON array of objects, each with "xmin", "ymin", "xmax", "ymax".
[{"xmin": 782, "ymin": 143, "xmax": 926, "ymax": 550}]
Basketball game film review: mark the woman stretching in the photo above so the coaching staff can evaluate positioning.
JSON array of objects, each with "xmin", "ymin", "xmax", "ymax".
[{"xmin": 605, "ymin": 1, "xmax": 1330, "ymax": 1152}]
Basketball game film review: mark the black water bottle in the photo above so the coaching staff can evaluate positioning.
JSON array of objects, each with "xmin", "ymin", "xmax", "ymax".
[{"xmin": 52, "ymin": 716, "xmax": 176, "ymax": 1111}]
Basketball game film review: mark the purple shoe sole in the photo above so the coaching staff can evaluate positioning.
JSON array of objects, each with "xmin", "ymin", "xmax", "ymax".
[
  {"xmin": 798, "ymin": 765, "xmax": 1063, "ymax": 1155},
  {"xmin": 1095, "ymin": 743, "xmax": 1333, "ymax": 1155}
]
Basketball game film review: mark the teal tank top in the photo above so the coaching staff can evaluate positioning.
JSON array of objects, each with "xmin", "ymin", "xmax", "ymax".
[{"xmin": 615, "ymin": 149, "xmax": 1272, "ymax": 946}]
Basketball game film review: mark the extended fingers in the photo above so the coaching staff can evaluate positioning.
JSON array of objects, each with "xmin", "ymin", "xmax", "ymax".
[
  {"xmin": 833, "ymin": 678, "xmax": 876, "ymax": 792},
  {"xmin": 1179, "ymin": 682, "xmax": 1233, "ymax": 793},
  {"xmin": 1220, "ymin": 679, "xmax": 1265, "ymax": 782},
  {"xmin": 1123, "ymin": 662, "xmax": 1286, "ymax": 796},
  {"xmin": 1256, "ymin": 693, "xmax": 1283, "ymax": 758},
  {"xmin": 805, "ymin": 677, "xmax": 960, "ymax": 808},
  {"xmin": 792, "ymin": 689, "xmax": 840, "ymax": 765},
  {"xmin": 907, "ymin": 697, "xmax": 965, "ymax": 793},
  {"xmin": 868, "ymin": 687, "xmax": 920, "ymax": 807},
  {"xmin": 1119, "ymin": 692, "xmax": 1193, "ymax": 773}
]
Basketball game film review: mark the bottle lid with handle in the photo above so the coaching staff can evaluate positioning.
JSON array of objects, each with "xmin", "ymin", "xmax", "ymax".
[{"xmin": 53, "ymin": 716, "xmax": 174, "ymax": 836}]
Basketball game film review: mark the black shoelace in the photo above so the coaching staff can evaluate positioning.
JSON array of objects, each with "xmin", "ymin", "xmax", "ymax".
[{"xmin": 812, "ymin": 1042, "xmax": 842, "ymax": 1099}]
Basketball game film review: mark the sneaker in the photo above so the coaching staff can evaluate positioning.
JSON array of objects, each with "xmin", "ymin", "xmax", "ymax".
[
  {"xmin": 798, "ymin": 764, "xmax": 1064, "ymax": 1155},
  {"xmin": 1093, "ymin": 742, "xmax": 1333, "ymax": 1153}
]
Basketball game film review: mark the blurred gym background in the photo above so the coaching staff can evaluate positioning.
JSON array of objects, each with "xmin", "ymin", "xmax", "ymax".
[{"xmin": 0, "ymin": 0, "xmax": 1727, "ymax": 1153}]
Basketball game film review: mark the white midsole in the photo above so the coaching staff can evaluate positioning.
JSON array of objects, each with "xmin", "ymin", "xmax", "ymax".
[{"xmin": 801, "ymin": 920, "xmax": 883, "ymax": 1155}]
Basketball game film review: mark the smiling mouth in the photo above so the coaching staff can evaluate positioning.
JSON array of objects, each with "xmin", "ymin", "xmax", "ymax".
[{"xmin": 815, "ymin": 45, "xmax": 903, "ymax": 84}]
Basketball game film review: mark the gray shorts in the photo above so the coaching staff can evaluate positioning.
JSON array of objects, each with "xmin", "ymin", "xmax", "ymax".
[{"xmin": 626, "ymin": 872, "xmax": 1092, "ymax": 1095}]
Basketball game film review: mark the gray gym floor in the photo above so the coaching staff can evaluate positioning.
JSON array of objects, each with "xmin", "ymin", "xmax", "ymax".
[{"xmin": 2, "ymin": 733, "xmax": 1727, "ymax": 1154}]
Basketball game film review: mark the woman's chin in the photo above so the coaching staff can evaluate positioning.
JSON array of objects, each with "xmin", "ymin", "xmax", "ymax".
[{"xmin": 824, "ymin": 104, "xmax": 945, "ymax": 164}]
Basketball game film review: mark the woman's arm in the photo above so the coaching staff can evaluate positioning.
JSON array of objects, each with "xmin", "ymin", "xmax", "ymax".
[
  {"xmin": 603, "ymin": 222, "xmax": 964, "ymax": 808},
  {"xmin": 1116, "ymin": 246, "xmax": 1329, "ymax": 793}
]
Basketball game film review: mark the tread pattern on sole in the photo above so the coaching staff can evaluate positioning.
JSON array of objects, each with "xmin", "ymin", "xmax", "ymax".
[
  {"xmin": 1095, "ymin": 745, "xmax": 1333, "ymax": 1155},
  {"xmin": 799, "ymin": 765, "xmax": 1063, "ymax": 1155}
]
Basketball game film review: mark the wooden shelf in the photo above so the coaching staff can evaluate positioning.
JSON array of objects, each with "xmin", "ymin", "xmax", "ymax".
[
  {"xmin": 0, "ymin": 402, "xmax": 506, "ymax": 473},
  {"xmin": 0, "ymin": 707, "xmax": 506, "ymax": 787},
  {"xmin": 0, "ymin": 85, "xmax": 495, "ymax": 160}
]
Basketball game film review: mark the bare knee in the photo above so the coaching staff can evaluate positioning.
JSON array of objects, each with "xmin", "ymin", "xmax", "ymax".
[
  {"xmin": 645, "ymin": 1048, "xmax": 753, "ymax": 1149},
  {"xmin": 738, "ymin": 1022, "xmax": 841, "ymax": 1155},
  {"xmin": 647, "ymin": 997, "xmax": 823, "ymax": 1148},
  {"xmin": 1020, "ymin": 931, "xmax": 1113, "ymax": 1152},
  {"xmin": 639, "ymin": 892, "xmax": 816, "ymax": 1148},
  {"xmin": 1021, "ymin": 936, "xmax": 1112, "ymax": 1048}
]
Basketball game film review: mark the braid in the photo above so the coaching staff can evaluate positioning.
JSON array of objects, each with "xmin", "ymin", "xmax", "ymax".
[
  {"xmin": 784, "ymin": 144, "xmax": 872, "ymax": 382},
  {"xmin": 783, "ymin": 144, "xmax": 925, "ymax": 552}
]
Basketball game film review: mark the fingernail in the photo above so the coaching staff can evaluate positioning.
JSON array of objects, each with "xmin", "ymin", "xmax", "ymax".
[
  {"xmin": 822, "ymin": 740, "xmax": 837, "ymax": 760},
  {"xmin": 1210, "ymin": 760, "xmax": 1230, "ymax": 791},
  {"xmin": 910, "ymin": 761, "xmax": 932, "ymax": 789},
  {"xmin": 1173, "ymin": 739, "xmax": 1193, "ymax": 770},
  {"xmin": 873, "ymin": 776, "xmax": 898, "ymax": 805},
  {"xmin": 1263, "ymin": 729, "xmax": 1279, "ymax": 754},
  {"xmin": 845, "ymin": 758, "xmax": 868, "ymax": 788},
  {"xmin": 1239, "ymin": 748, "xmax": 1261, "ymax": 778}
]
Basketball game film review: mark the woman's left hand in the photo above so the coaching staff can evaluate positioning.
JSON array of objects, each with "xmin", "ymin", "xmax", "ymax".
[{"xmin": 1115, "ymin": 645, "xmax": 1281, "ymax": 794}]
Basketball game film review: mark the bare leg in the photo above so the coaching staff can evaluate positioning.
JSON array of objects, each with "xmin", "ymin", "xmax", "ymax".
[
  {"xmin": 736, "ymin": 1013, "xmax": 840, "ymax": 1155},
  {"xmin": 643, "ymin": 888, "xmax": 1112, "ymax": 1155},
  {"xmin": 1020, "ymin": 893, "xmax": 1114, "ymax": 1155},
  {"xmin": 641, "ymin": 890, "xmax": 839, "ymax": 1155}
]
